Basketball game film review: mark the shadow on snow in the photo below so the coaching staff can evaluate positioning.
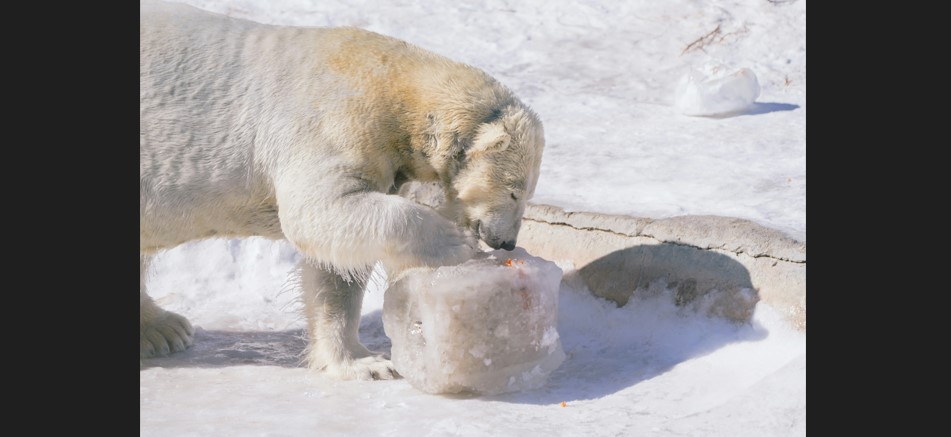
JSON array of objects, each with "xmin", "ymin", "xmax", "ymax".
[{"xmin": 705, "ymin": 101, "xmax": 799, "ymax": 119}]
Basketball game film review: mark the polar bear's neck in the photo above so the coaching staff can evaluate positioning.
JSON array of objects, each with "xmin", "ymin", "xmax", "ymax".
[
  {"xmin": 396, "ymin": 67, "xmax": 521, "ymax": 195},
  {"xmin": 300, "ymin": 27, "xmax": 523, "ymax": 196}
]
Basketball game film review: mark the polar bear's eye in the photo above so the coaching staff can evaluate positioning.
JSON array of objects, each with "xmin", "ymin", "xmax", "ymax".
[{"xmin": 510, "ymin": 193, "xmax": 518, "ymax": 201}]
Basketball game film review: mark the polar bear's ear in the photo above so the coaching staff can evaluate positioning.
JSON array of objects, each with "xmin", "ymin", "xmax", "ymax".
[{"xmin": 467, "ymin": 122, "xmax": 511, "ymax": 157}]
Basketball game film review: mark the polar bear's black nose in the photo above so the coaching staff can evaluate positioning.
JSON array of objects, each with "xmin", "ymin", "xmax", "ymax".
[{"xmin": 500, "ymin": 240, "xmax": 516, "ymax": 251}]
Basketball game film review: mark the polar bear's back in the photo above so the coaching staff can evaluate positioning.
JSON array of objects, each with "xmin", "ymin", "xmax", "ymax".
[
  {"xmin": 141, "ymin": 0, "xmax": 502, "ymax": 127},
  {"xmin": 140, "ymin": 1, "xmax": 284, "ymax": 250}
]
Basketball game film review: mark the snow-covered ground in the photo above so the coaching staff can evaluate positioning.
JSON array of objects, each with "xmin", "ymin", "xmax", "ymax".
[
  {"xmin": 141, "ymin": 0, "xmax": 806, "ymax": 435},
  {"xmin": 141, "ymin": 239, "xmax": 805, "ymax": 436}
]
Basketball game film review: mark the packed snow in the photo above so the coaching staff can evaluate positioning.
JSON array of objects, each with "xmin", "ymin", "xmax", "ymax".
[
  {"xmin": 141, "ymin": 240, "xmax": 805, "ymax": 436},
  {"xmin": 140, "ymin": 0, "xmax": 806, "ymax": 435}
]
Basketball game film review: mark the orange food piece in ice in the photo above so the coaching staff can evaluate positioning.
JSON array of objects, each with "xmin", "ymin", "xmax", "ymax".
[
  {"xmin": 504, "ymin": 258, "xmax": 513, "ymax": 266},
  {"xmin": 560, "ymin": 401, "xmax": 567, "ymax": 408}
]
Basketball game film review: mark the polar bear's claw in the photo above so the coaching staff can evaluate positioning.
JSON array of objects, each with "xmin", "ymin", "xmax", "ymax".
[
  {"xmin": 140, "ymin": 311, "xmax": 194, "ymax": 358},
  {"xmin": 324, "ymin": 355, "xmax": 400, "ymax": 381}
]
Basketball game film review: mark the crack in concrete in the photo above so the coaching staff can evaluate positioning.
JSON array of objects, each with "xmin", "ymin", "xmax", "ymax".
[{"xmin": 524, "ymin": 217, "xmax": 806, "ymax": 264}]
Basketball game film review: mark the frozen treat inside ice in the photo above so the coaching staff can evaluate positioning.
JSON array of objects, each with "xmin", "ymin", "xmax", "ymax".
[{"xmin": 383, "ymin": 247, "xmax": 565, "ymax": 395}]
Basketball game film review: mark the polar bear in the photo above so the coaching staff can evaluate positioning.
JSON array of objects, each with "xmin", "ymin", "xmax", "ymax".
[{"xmin": 140, "ymin": 0, "xmax": 545, "ymax": 380}]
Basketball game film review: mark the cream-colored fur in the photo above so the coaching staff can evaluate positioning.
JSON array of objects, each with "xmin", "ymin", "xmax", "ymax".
[{"xmin": 140, "ymin": 0, "xmax": 545, "ymax": 380}]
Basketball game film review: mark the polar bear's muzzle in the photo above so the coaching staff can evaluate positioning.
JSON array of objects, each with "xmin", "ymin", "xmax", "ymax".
[{"xmin": 473, "ymin": 219, "xmax": 518, "ymax": 251}]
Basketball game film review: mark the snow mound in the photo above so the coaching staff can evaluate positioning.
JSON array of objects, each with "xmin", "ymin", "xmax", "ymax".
[{"xmin": 675, "ymin": 65, "xmax": 761, "ymax": 116}]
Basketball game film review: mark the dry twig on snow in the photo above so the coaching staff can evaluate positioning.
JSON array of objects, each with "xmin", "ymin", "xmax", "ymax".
[{"xmin": 682, "ymin": 25, "xmax": 721, "ymax": 55}]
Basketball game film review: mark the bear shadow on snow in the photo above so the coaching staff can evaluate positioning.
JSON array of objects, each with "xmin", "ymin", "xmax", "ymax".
[
  {"xmin": 138, "ymin": 328, "xmax": 310, "ymax": 369},
  {"xmin": 138, "ymin": 308, "xmax": 394, "ymax": 370}
]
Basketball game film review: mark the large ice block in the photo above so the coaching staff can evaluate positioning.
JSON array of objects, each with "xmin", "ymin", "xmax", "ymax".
[{"xmin": 383, "ymin": 247, "xmax": 566, "ymax": 395}]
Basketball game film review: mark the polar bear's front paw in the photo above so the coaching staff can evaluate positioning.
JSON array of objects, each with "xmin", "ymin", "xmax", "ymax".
[
  {"xmin": 425, "ymin": 224, "xmax": 481, "ymax": 266},
  {"xmin": 440, "ymin": 231, "xmax": 480, "ymax": 264},
  {"xmin": 385, "ymin": 216, "xmax": 481, "ymax": 276},
  {"xmin": 324, "ymin": 355, "xmax": 400, "ymax": 381},
  {"xmin": 140, "ymin": 310, "xmax": 194, "ymax": 358}
]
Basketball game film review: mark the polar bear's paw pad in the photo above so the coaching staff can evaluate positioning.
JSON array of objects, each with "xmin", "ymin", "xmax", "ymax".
[{"xmin": 140, "ymin": 311, "xmax": 194, "ymax": 358}]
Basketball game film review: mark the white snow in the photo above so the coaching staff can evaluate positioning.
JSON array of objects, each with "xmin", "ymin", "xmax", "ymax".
[{"xmin": 141, "ymin": 0, "xmax": 806, "ymax": 435}]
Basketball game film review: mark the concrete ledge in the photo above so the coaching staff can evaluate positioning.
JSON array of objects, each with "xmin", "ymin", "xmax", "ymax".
[
  {"xmin": 520, "ymin": 204, "xmax": 806, "ymax": 330},
  {"xmin": 398, "ymin": 182, "xmax": 806, "ymax": 331}
]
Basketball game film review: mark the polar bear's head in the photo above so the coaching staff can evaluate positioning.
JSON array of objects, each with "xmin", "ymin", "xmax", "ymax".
[{"xmin": 450, "ymin": 106, "xmax": 545, "ymax": 251}]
